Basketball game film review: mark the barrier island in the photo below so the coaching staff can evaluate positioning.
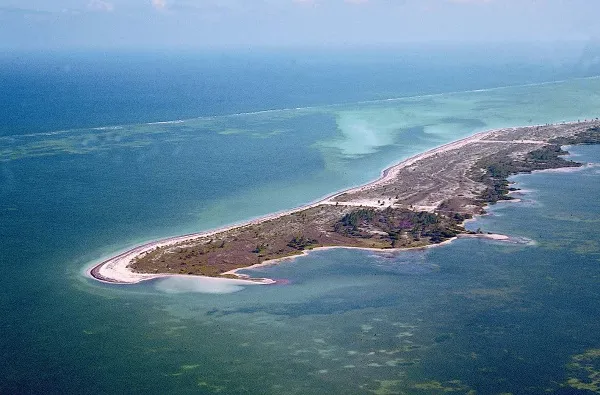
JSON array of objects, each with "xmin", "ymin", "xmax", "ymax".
[{"xmin": 90, "ymin": 121, "xmax": 600, "ymax": 284}]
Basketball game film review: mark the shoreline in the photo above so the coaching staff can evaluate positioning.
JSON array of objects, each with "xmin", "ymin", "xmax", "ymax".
[
  {"xmin": 87, "ymin": 120, "xmax": 594, "ymax": 285},
  {"xmin": 87, "ymin": 127, "xmax": 499, "ymax": 284},
  {"xmin": 221, "ymin": 232, "xmax": 517, "ymax": 280}
]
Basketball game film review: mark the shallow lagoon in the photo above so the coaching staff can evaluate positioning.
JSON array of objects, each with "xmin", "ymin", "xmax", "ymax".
[
  {"xmin": 2, "ymin": 79, "xmax": 600, "ymax": 393},
  {"xmin": 149, "ymin": 145, "xmax": 600, "ymax": 394}
]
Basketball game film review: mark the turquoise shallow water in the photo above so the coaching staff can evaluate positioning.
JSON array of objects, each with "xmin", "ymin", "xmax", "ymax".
[{"xmin": 1, "ymin": 77, "xmax": 600, "ymax": 393}]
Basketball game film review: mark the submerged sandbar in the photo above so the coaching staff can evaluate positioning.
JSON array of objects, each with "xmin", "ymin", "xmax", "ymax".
[{"xmin": 89, "ymin": 120, "xmax": 600, "ymax": 284}]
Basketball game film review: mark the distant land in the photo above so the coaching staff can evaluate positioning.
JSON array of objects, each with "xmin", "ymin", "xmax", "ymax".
[{"xmin": 90, "ymin": 120, "xmax": 600, "ymax": 284}]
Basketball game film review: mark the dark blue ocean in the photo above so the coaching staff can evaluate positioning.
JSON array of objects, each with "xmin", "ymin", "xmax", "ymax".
[
  {"xmin": 2, "ymin": 45, "xmax": 597, "ymax": 137},
  {"xmin": 1, "ymin": 46, "xmax": 600, "ymax": 394}
]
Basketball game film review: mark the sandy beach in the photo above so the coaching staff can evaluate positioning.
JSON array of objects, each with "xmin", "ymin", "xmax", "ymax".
[
  {"xmin": 87, "ymin": 120, "xmax": 595, "ymax": 285},
  {"xmin": 88, "ymin": 128, "xmax": 501, "ymax": 284}
]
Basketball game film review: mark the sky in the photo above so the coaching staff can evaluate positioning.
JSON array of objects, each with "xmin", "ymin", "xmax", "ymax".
[{"xmin": 1, "ymin": 0, "xmax": 600, "ymax": 50}]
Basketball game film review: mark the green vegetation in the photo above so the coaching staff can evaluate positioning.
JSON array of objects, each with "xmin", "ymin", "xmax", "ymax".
[
  {"xmin": 287, "ymin": 235, "xmax": 318, "ymax": 250},
  {"xmin": 125, "ymin": 125, "xmax": 600, "ymax": 279},
  {"xmin": 252, "ymin": 243, "xmax": 269, "ymax": 254},
  {"xmin": 335, "ymin": 209, "xmax": 376, "ymax": 235},
  {"xmin": 552, "ymin": 126, "xmax": 600, "ymax": 145},
  {"xmin": 340, "ymin": 208, "xmax": 375, "ymax": 228},
  {"xmin": 473, "ymin": 127, "xmax": 600, "ymax": 204},
  {"xmin": 473, "ymin": 144, "xmax": 579, "ymax": 203},
  {"xmin": 130, "ymin": 204, "xmax": 470, "ymax": 277},
  {"xmin": 333, "ymin": 206, "xmax": 465, "ymax": 246}
]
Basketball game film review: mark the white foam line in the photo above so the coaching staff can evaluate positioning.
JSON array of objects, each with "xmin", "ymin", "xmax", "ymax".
[{"xmin": 6, "ymin": 75, "xmax": 600, "ymax": 140}]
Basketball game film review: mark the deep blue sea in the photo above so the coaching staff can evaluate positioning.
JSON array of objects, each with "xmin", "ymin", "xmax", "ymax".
[
  {"xmin": 2, "ymin": 45, "xmax": 597, "ymax": 137},
  {"xmin": 1, "ymin": 46, "xmax": 600, "ymax": 394}
]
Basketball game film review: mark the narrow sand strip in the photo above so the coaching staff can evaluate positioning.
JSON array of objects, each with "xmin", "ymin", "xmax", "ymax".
[{"xmin": 88, "ymin": 122, "xmax": 563, "ymax": 285}]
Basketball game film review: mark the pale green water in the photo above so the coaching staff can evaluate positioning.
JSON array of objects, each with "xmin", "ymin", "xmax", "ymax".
[{"xmin": 2, "ymin": 78, "xmax": 600, "ymax": 394}]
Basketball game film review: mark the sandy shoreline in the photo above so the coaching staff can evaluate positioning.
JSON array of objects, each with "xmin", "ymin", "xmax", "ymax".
[
  {"xmin": 87, "ymin": 121, "xmax": 586, "ymax": 285},
  {"xmin": 220, "ymin": 232, "xmax": 520, "ymax": 279}
]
